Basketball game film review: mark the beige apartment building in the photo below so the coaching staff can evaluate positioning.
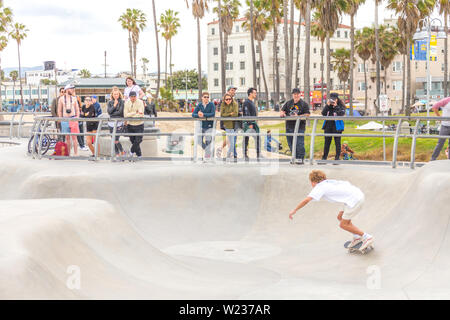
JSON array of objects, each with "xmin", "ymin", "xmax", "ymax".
[{"xmin": 207, "ymin": 18, "xmax": 351, "ymax": 101}]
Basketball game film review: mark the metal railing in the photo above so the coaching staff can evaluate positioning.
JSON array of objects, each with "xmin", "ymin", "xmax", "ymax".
[
  {"xmin": 23, "ymin": 114, "xmax": 450, "ymax": 169},
  {"xmin": 0, "ymin": 112, "xmax": 51, "ymax": 139}
]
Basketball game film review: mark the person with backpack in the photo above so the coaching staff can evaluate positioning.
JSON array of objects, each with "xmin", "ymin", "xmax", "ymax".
[{"xmin": 321, "ymin": 93, "xmax": 346, "ymax": 162}]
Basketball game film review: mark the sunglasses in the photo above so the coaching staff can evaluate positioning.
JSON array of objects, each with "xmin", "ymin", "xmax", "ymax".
[
  {"xmin": 225, "ymin": 98, "xmax": 232, "ymax": 101},
  {"xmin": 203, "ymin": 96, "xmax": 209, "ymax": 98}
]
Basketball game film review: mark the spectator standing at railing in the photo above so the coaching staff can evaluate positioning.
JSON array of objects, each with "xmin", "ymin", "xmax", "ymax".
[
  {"xmin": 91, "ymin": 95, "xmax": 103, "ymax": 117},
  {"xmin": 124, "ymin": 77, "xmax": 145, "ymax": 101},
  {"xmin": 124, "ymin": 91, "xmax": 145, "ymax": 161},
  {"xmin": 217, "ymin": 86, "xmax": 238, "ymax": 159},
  {"xmin": 321, "ymin": 93, "xmax": 346, "ymax": 162},
  {"xmin": 430, "ymin": 97, "xmax": 450, "ymax": 161},
  {"xmin": 243, "ymin": 87, "xmax": 260, "ymax": 160},
  {"xmin": 51, "ymin": 87, "xmax": 65, "ymax": 139},
  {"xmin": 280, "ymin": 88, "xmax": 310, "ymax": 165},
  {"xmin": 107, "ymin": 87, "xmax": 126, "ymax": 157},
  {"xmin": 192, "ymin": 92, "xmax": 216, "ymax": 160},
  {"xmin": 81, "ymin": 97, "xmax": 100, "ymax": 157},
  {"xmin": 57, "ymin": 84, "xmax": 80, "ymax": 156},
  {"xmin": 220, "ymin": 93, "xmax": 239, "ymax": 161}
]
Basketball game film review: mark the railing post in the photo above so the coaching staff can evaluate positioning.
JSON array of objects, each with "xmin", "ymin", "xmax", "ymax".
[
  {"xmin": 211, "ymin": 118, "xmax": 217, "ymax": 162},
  {"xmin": 392, "ymin": 119, "xmax": 403, "ymax": 169},
  {"xmin": 309, "ymin": 119, "xmax": 318, "ymax": 165},
  {"xmin": 17, "ymin": 113, "xmax": 25, "ymax": 139},
  {"xmin": 410, "ymin": 119, "xmax": 420, "ymax": 170},
  {"xmin": 94, "ymin": 119, "xmax": 103, "ymax": 161},
  {"xmin": 31, "ymin": 119, "xmax": 41, "ymax": 159},
  {"xmin": 193, "ymin": 120, "xmax": 199, "ymax": 162},
  {"xmin": 9, "ymin": 113, "xmax": 16, "ymax": 139},
  {"xmin": 37, "ymin": 119, "xmax": 49, "ymax": 160},
  {"xmin": 110, "ymin": 120, "xmax": 118, "ymax": 162},
  {"xmin": 291, "ymin": 118, "xmax": 301, "ymax": 164}
]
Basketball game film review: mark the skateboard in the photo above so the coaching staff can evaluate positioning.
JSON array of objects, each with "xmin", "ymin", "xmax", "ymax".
[{"xmin": 344, "ymin": 240, "xmax": 374, "ymax": 254}]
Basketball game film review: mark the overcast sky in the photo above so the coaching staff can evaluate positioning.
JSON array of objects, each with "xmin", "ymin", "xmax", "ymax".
[{"xmin": 0, "ymin": 0, "xmax": 421, "ymax": 75}]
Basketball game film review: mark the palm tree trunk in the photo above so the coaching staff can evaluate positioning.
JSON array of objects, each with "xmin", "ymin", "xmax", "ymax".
[
  {"xmin": 223, "ymin": 33, "xmax": 230, "ymax": 94},
  {"xmin": 152, "ymin": 0, "xmax": 161, "ymax": 99},
  {"xmin": 349, "ymin": 13, "xmax": 355, "ymax": 116},
  {"xmin": 326, "ymin": 34, "xmax": 330, "ymax": 100},
  {"xmin": 133, "ymin": 40, "xmax": 138, "ymax": 78},
  {"xmin": 375, "ymin": 1, "xmax": 381, "ymax": 115},
  {"xmin": 170, "ymin": 39, "xmax": 173, "ymax": 95},
  {"xmin": 273, "ymin": 21, "xmax": 280, "ymax": 104},
  {"xmin": 128, "ymin": 32, "xmax": 133, "ymax": 76},
  {"xmin": 445, "ymin": 13, "xmax": 448, "ymax": 97},
  {"xmin": 0, "ymin": 56, "xmax": 3, "ymax": 113},
  {"xmin": 218, "ymin": 0, "xmax": 226, "ymax": 96},
  {"xmin": 401, "ymin": 54, "xmax": 406, "ymax": 113},
  {"xmin": 259, "ymin": 40, "xmax": 270, "ymax": 111},
  {"xmin": 303, "ymin": 1, "xmax": 311, "ymax": 106},
  {"xmin": 364, "ymin": 60, "xmax": 368, "ymax": 114},
  {"xmin": 197, "ymin": 17, "xmax": 203, "ymax": 99},
  {"xmin": 165, "ymin": 39, "xmax": 168, "ymax": 88},
  {"xmin": 289, "ymin": 0, "xmax": 295, "ymax": 90},
  {"xmin": 384, "ymin": 67, "xmax": 387, "ymax": 94},
  {"xmin": 321, "ymin": 40, "xmax": 325, "ymax": 107},
  {"xmin": 283, "ymin": 0, "xmax": 290, "ymax": 98},
  {"xmin": 406, "ymin": 37, "xmax": 411, "ymax": 116},
  {"xmin": 250, "ymin": 0, "xmax": 257, "ymax": 88},
  {"xmin": 294, "ymin": 9, "xmax": 302, "ymax": 90},
  {"xmin": 17, "ymin": 44, "xmax": 24, "ymax": 111}
]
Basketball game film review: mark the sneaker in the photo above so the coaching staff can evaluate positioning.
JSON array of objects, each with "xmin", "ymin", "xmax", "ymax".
[
  {"xmin": 348, "ymin": 237, "xmax": 363, "ymax": 248},
  {"xmin": 81, "ymin": 146, "xmax": 89, "ymax": 151},
  {"xmin": 295, "ymin": 159, "xmax": 305, "ymax": 165},
  {"xmin": 359, "ymin": 236, "xmax": 374, "ymax": 251}
]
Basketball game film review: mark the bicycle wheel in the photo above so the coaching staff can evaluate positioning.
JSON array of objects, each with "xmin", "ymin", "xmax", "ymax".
[{"xmin": 28, "ymin": 135, "xmax": 51, "ymax": 155}]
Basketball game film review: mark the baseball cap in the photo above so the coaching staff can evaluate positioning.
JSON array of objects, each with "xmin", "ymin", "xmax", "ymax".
[
  {"xmin": 292, "ymin": 88, "xmax": 301, "ymax": 94},
  {"xmin": 329, "ymin": 92, "xmax": 339, "ymax": 101},
  {"xmin": 129, "ymin": 91, "xmax": 137, "ymax": 97},
  {"xmin": 64, "ymin": 84, "xmax": 75, "ymax": 90},
  {"xmin": 227, "ymin": 86, "xmax": 237, "ymax": 91},
  {"xmin": 91, "ymin": 95, "xmax": 98, "ymax": 100}
]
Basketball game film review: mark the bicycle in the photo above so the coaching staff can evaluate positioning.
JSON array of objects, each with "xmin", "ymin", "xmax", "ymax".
[{"xmin": 28, "ymin": 123, "xmax": 58, "ymax": 155}]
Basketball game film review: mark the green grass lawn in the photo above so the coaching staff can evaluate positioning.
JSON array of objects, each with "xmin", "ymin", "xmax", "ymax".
[{"xmin": 259, "ymin": 118, "xmax": 448, "ymax": 162}]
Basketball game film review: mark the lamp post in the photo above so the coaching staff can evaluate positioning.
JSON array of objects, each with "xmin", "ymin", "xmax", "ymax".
[{"xmin": 413, "ymin": 18, "xmax": 447, "ymax": 134}]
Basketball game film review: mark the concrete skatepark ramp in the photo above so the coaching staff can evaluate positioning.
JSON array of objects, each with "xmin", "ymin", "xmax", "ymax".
[{"xmin": 0, "ymin": 143, "xmax": 449, "ymax": 299}]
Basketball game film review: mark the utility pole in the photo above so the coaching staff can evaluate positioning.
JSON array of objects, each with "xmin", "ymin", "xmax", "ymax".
[{"xmin": 102, "ymin": 51, "xmax": 109, "ymax": 78}]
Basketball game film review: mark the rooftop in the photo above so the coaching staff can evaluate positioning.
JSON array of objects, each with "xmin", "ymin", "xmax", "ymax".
[{"xmin": 59, "ymin": 77, "xmax": 145, "ymax": 88}]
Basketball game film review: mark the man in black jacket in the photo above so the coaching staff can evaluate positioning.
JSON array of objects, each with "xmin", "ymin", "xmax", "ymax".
[
  {"xmin": 322, "ymin": 92, "xmax": 346, "ymax": 161},
  {"xmin": 243, "ymin": 87, "xmax": 260, "ymax": 160},
  {"xmin": 281, "ymin": 88, "xmax": 310, "ymax": 164}
]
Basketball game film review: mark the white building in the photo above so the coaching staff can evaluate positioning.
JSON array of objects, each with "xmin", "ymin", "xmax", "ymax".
[
  {"xmin": 25, "ymin": 67, "xmax": 79, "ymax": 86},
  {"xmin": 1, "ymin": 81, "xmax": 55, "ymax": 106},
  {"xmin": 207, "ymin": 17, "xmax": 351, "ymax": 101}
]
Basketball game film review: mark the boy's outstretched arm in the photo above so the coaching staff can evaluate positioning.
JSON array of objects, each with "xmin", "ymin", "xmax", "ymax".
[{"xmin": 289, "ymin": 197, "xmax": 313, "ymax": 220}]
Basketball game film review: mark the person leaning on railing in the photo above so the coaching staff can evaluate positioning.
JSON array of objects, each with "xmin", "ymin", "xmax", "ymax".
[
  {"xmin": 430, "ymin": 96, "xmax": 450, "ymax": 161},
  {"xmin": 192, "ymin": 92, "xmax": 216, "ymax": 160},
  {"xmin": 57, "ymin": 84, "xmax": 80, "ymax": 156},
  {"xmin": 81, "ymin": 97, "xmax": 99, "ymax": 157},
  {"xmin": 51, "ymin": 87, "xmax": 65, "ymax": 138},
  {"xmin": 220, "ymin": 93, "xmax": 239, "ymax": 161},
  {"xmin": 124, "ymin": 91, "xmax": 145, "ymax": 161},
  {"xmin": 107, "ymin": 87, "xmax": 126, "ymax": 157}
]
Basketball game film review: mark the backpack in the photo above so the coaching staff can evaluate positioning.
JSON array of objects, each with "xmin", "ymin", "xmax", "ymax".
[{"xmin": 54, "ymin": 141, "xmax": 69, "ymax": 156}]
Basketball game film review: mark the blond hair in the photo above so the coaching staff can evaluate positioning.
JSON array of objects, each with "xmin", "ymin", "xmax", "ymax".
[
  {"xmin": 309, "ymin": 170, "xmax": 327, "ymax": 184},
  {"xmin": 110, "ymin": 86, "xmax": 124, "ymax": 100}
]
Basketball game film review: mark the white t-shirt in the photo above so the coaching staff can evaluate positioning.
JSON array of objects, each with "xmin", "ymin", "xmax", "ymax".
[
  {"xmin": 433, "ymin": 97, "xmax": 450, "ymax": 126},
  {"xmin": 124, "ymin": 85, "xmax": 142, "ymax": 100},
  {"xmin": 308, "ymin": 180, "xmax": 364, "ymax": 208}
]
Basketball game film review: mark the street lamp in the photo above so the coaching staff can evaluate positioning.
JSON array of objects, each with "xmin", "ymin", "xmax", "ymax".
[{"xmin": 413, "ymin": 18, "xmax": 447, "ymax": 134}]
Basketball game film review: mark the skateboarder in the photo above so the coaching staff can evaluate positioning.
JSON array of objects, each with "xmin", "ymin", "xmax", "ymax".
[{"xmin": 289, "ymin": 170, "xmax": 373, "ymax": 251}]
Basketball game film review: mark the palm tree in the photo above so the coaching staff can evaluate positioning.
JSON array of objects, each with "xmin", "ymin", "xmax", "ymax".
[
  {"xmin": 380, "ymin": 26, "xmax": 399, "ymax": 94},
  {"xmin": 152, "ymin": 0, "xmax": 161, "ymax": 99},
  {"xmin": 9, "ymin": 22, "xmax": 28, "ymax": 111},
  {"xmin": 314, "ymin": 0, "xmax": 348, "ymax": 100},
  {"xmin": 345, "ymin": 0, "xmax": 366, "ymax": 115},
  {"xmin": 79, "ymin": 69, "xmax": 91, "ymax": 78},
  {"xmin": 119, "ymin": 9, "xmax": 147, "ymax": 78},
  {"xmin": 160, "ymin": 9, "xmax": 180, "ymax": 95},
  {"xmin": 186, "ymin": 0, "xmax": 210, "ymax": 99},
  {"xmin": 331, "ymin": 48, "xmax": 353, "ymax": 100},
  {"xmin": 387, "ymin": 0, "xmax": 436, "ymax": 116},
  {"xmin": 395, "ymin": 19, "xmax": 408, "ymax": 113},
  {"xmin": 214, "ymin": 0, "xmax": 240, "ymax": 96},
  {"xmin": 439, "ymin": 0, "xmax": 450, "ymax": 97},
  {"xmin": 294, "ymin": 0, "xmax": 309, "ymax": 103},
  {"xmin": 243, "ymin": 0, "xmax": 272, "ymax": 109},
  {"xmin": 311, "ymin": 14, "xmax": 328, "ymax": 107},
  {"xmin": 265, "ymin": 0, "xmax": 282, "ymax": 105},
  {"xmin": 0, "ymin": 3, "xmax": 12, "ymax": 111},
  {"xmin": 283, "ymin": 0, "xmax": 291, "ymax": 97},
  {"xmin": 249, "ymin": 0, "xmax": 257, "ymax": 88},
  {"xmin": 355, "ymin": 27, "xmax": 373, "ymax": 113},
  {"xmin": 374, "ymin": 0, "xmax": 382, "ymax": 115}
]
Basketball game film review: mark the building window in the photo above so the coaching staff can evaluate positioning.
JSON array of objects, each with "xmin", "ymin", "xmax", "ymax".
[
  {"xmin": 212, "ymin": 28, "xmax": 215, "ymax": 35},
  {"xmin": 393, "ymin": 61, "xmax": 402, "ymax": 72},
  {"xmin": 313, "ymin": 78, "xmax": 317, "ymax": 84},
  {"xmin": 235, "ymin": 26, "xmax": 239, "ymax": 33},
  {"xmin": 214, "ymin": 63, "xmax": 219, "ymax": 71},
  {"xmin": 240, "ymin": 61, "xmax": 245, "ymax": 70},
  {"xmin": 256, "ymin": 61, "xmax": 260, "ymax": 69},
  {"xmin": 358, "ymin": 82, "xmax": 366, "ymax": 91},
  {"xmin": 214, "ymin": 79, "xmax": 219, "ymax": 87},
  {"xmin": 313, "ymin": 48, "xmax": 317, "ymax": 54},
  {"xmin": 226, "ymin": 62, "xmax": 234, "ymax": 70},
  {"xmin": 256, "ymin": 45, "xmax": 260, "ymax": 54},
  {"xmin": 228, "ymin": 46, "xmax": 233, "ymax": 54},
  {"xmin": 213, "ymin": 47, "xmax": 218, "ymax": 56},
  {"xmin": 240, "ymin": 45, "xmax": 245, "ymax": 54},
  {"xmin": 336, "ymin": 31, "xmax": 341, "ymax": 38},
  {"xmin": 313, "ymin": 63, "xmax": 317, "ymax": 69},
  {"xmin": 240, "ymin": 77, "xmax": 245, "ymax": 86},
  {"xmin": 392, "ymin": 81, "xmax": 402, "ymax": 91},
  {"xmin": 344, "ymin": 31, "xmax": 348, "ymax": 38},
  {"xmin": 358, "ymin": 63, "xmax": 367, "ymax": 73},
  {"xmin": 226, "ymin": 78, "xmax": 234, "ymax": 86}
]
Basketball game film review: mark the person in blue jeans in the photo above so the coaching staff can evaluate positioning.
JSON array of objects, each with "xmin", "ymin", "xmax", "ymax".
[
  {"xmin": 280, "ymin": 88, "xmax": 311, "ymax": 164},
  {"xmin": 322, "ymin": 93, "xmax": 345, "ymax": 161},
  {"xmin": 192, "ymin": 92, "xmax": 216, "ymax": 159},
  {"xmin": 220, "ymin": 93, "xmax": 238, "ymax": 160},
  {"xmin": 265, "ymin": 129, "xmax": 280, "ymax": 152}
]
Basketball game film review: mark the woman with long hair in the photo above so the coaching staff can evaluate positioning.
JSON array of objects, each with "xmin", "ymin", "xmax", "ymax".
[
  {"xmin": 107, "ymin": 87, "xmax": 126, "ymax": 157},
  {"xmin": 124, "ymin": 77, "xmax": 145, "ymax": 101},
  {"xmin": 220, "ymin": 93, "xmax": 238, "ymax": 160}
]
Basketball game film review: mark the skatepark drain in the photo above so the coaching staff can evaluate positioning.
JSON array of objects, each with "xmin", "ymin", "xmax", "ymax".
[{"xmin": 224, "ymin": 249, "xmax": 235, "ymax": 252}]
